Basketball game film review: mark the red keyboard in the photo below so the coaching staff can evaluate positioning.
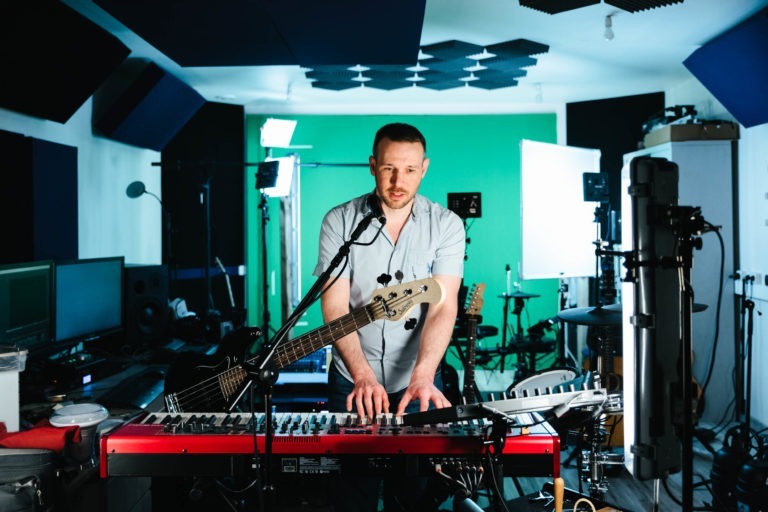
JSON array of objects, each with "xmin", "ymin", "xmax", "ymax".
[{"xmin": 100, "ymin": 411, "xmax": 560, "ymax": 479}]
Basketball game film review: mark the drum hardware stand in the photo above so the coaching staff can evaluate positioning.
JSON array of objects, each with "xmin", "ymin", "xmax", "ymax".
[
  {"xmin": 497, "ymin": 289, "xmax": 540, "ymax": 376},
  {"xmin": 563, "ymin": 329, "xmax": 622, "ymax": 498},
  {"xmin": 577, "ymin": 411, "xmax": 625, "ymax": 498},
  {"xmin": 554, "ymin": 278, "xmax": 571, "ymax": 368}
]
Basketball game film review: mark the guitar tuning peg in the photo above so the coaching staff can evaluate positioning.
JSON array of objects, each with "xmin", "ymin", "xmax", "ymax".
[
  {"xmin": 394, "ymin": 270, "xmax": 404, "ymax": 282},
  {"xmin": 377, "ymin": 273, "xmax": 392, "ymax": 286},
  {"xmin": 404, "ymin": 318, "xmax": 417, "ymax": 330}
]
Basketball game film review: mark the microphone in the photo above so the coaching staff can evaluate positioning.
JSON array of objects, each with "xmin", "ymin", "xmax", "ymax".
[
  {"xmin": 366, "ymin": 193, "xmax": 386, "ymax": 225},
  {"xmin": 126, "ymin": 181, "xmax": 146, "ymax": 198}
]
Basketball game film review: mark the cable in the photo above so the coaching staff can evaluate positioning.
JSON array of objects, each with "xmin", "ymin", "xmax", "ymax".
[
  {"xmin": 660, "ymin": 474, "xmax": 717, "ymax": 511},
  {"xmin": 573, "ymin": 497, "xmax": 597, "ymax": 511},
  {"xmin": 712, "ymin": 399, "xmax": 736, "ymax": 435},
  {"xmin": 699, "ymin": 225, "xmax": 725, "ymax": 398},
  {"xmin": 483, "ymin": 453, "xmax": 511, "ymax": 512}
]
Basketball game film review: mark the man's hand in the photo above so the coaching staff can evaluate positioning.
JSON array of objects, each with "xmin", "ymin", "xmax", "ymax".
[
  {"xmin": 347, "ymin": 376, "xmax": 390, "ymax": 421},
  {"xmin": 395, "ymin": 377, "xmax": 452, "ymax": 416}
]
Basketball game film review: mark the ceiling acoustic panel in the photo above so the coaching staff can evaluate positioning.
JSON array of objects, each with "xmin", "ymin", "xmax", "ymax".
[
  {"xmin": 305, "ymin": 38, "xmax": 549, "ymax": 92},
  {"xmin": 0, "ymin": 2, "xmax": 130, "ymax": 123},
  {"xmin": 487, "ymin": 39, "xmax": 550, "ymax": 58},
  {"xmin": 518, "ymin": 0, "xmax": 600, "ymax": 14},
  {"xmin": 519, "ymin": 0, "xmax": 683, "ymax": 14},
  {"xmin": 94, "ymin": 0, "xmax": 426, "ymax": 67},
  {"xmin": 604, "ymin": 0, "xmax": 684, "ymax": 12},
  {"xmin": 421, "ymin": 41, "xmax": 485, "ymax": 60}
]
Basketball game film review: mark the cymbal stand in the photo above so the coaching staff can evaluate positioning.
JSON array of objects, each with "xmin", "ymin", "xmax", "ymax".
[
  {"xmin": 499, "ymin": 294, "xmax": 511, "ymax": 374},
  {"xmin": 513, "ymin": 297, "xmax": 525, "ymax": 341},
  {"xmin": 499, "ymin": 294, "xmax": 529, "ymax": 374},
  {"xmin": 554, "ymin": 278, "xmax": 569, "ymax": 367}
]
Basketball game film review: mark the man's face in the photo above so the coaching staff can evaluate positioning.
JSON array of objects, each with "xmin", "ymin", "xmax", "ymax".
[{"xmin": 369, "ymin": 138, "xmax": 429, "ymax": 211}]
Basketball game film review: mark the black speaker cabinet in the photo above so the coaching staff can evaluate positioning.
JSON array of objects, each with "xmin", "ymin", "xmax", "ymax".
[
  {"xmin": 1, "ymin": 130, "xmax": 78, "ymax": 264},
  {"xmin": 124, "ymin": 264, "xmax": 169, "ymax": 345}
]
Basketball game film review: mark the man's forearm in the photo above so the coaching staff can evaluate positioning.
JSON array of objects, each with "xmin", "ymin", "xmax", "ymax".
[{"xmin": 411, "ymin": 274, "xmax": 461, "ymax": 382}]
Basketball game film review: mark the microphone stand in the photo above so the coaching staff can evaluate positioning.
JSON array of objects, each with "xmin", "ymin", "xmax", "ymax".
[
  {"xmin": 243, "ymin": 207, "xmax": 384, "ymax": 510},
  {"xmin": 555, "ymin": 278, "xmax": 568, "ymax": 367}
]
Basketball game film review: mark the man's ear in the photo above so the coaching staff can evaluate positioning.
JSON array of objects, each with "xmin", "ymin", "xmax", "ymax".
[
  {"xmin": 369, "ymin": 155, "xmax": 376, "ymax": 176},
  {"xmin": 422, "ymin": 157, "xmax": 430, "ymax": 176}
]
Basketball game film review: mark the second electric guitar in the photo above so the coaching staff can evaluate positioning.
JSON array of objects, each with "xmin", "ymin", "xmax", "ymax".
[{"xmin": 462, "ymin": 283, "xmax": 486, "ymax": 404}]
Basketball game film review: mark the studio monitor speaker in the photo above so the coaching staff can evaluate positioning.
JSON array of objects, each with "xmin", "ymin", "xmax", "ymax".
[
  {"xmin": 124, "ymin": 264, "xmax": 169, "ymax": 345},
  {"xmin": 683, "ymin": 9, "xmax": 768, "ymax": 128}
]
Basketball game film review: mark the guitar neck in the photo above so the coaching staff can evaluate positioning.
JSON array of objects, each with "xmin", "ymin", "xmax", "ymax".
[
  {"xmin": 252, "ymin": 304, "xmax": 375, "ymax": 371},
  {"xmin": 462, "ymin": 316, "xmax": 479, "ymax": 402}
]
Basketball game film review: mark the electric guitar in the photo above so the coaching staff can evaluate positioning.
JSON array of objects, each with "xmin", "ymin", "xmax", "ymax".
[
  {"xmin": 462, "ymin": 283, "xmax": 485, "ymax": 404},
  {"xmin": 164, "ymin": 278, "xmax": 443, "ymax": 413}
]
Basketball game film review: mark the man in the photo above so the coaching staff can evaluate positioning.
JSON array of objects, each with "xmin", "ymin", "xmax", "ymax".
[{"xmin": 314, "ymin": 122, "xmax": 465, "ymax": 511}]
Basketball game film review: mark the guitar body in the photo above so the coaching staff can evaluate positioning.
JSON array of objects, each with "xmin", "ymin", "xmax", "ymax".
[
  {"xmin": 164, "ymin": 352, "xmax": 241, "ymax": 412},
  {"xmin": 164, "ymin": 326, "xmax": 262, "ymax": 412}
]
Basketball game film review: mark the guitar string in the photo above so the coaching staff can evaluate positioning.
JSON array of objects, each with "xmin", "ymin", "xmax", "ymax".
[
  {"xmin": 168, "ymin": 288, "xmax": 429, "ymax": 410},
  {"xmin": 169, "ymin": 304, "xmax": 378, "ymax": 411}
]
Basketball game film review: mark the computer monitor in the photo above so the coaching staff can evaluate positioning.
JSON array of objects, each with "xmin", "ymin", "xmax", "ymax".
[
  {"xmin": 54, "ymin": 257, "xmax": 124, "ymax": 346},
  {"xmin": 0, "ymin": 260, "xmax": 53, "ymax": 352}
]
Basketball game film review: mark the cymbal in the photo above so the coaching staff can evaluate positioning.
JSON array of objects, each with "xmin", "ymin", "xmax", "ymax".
[
  {"xmin": 557, "ymin": 305, "xmax": 622, "ymax": 326},
  {"xmin": 498, "ymin": 291, "xmax": 540, "ymax": 299},
  {"xmin": 560, "ymin": 302, "xmax": 709, "ymax": 327}
]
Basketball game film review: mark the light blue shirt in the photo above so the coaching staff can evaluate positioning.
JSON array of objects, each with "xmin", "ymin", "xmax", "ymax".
[{"xmin": 314, "ymin": 193, "xmax": 465, "ymax": 392}]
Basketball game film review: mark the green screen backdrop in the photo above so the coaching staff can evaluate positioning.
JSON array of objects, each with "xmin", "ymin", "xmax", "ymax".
[{"xmin": 245, "ymin": 114, "xmax": 559, "ymax": 377}]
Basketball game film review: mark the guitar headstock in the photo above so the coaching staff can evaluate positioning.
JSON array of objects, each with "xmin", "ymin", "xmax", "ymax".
[
  {"xmin": 369, "ymin": 278, "xmax": 443, "ymax": 322},
  {"xmin": 465, "ymin": 283, "xmax": 486, "ymax": 317}
]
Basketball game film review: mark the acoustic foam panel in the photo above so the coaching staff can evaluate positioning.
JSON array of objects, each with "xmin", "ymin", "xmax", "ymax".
[
  {"xmin": 94, "ymin": 0, "xmax": 425, "ymax": 66},
  {"xmin": 0, "ymin": 130, "xmax": 78, "ymax": 264},
  {"xmin": 0, "ymin": 2, "xmax": 130, "ymax": 123},
  {"xmin": 94, "ymin": 60, "xmax": 206, "ymax": 151},
  {"xmin": 683, "ymin": 9, "xmax": 768, "ymax": 128}
]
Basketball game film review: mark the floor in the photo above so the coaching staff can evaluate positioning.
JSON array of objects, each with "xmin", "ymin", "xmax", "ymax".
[
  {"xmin": 475, "ymin": 421, "xmax": 730, "ymax": 512},
  {"xmin": 221, "ymin": 424, "xmax": 723, "ymax": 512}
]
